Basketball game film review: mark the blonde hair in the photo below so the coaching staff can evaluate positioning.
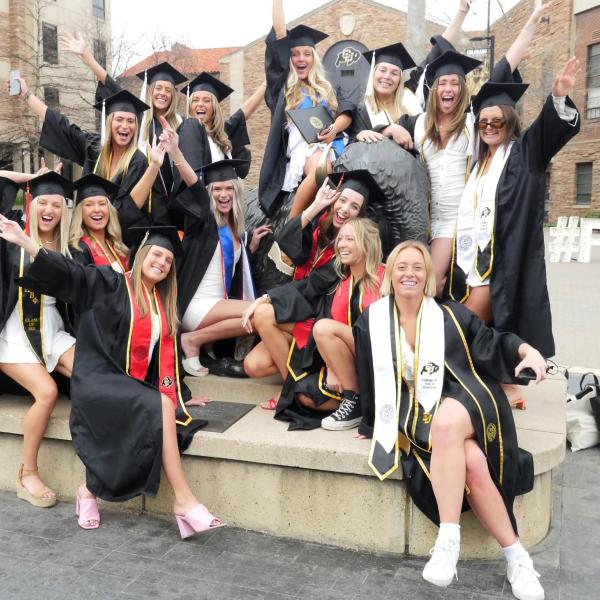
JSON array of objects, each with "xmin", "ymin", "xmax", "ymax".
[
  {"xmin": 366, "ymin": 66, "xmax": 408, "ymax": 123},
  {"xmin": 68, "ymin": 199, "xmax": 130, "ymax": 260},
  {"xmin": 334, "ymin": 218, "xmax": 382, "ymax": 293},
  {"xmin": 95, "ymin": 113, "xmax": 139, "ymax": 181},
  {"xmin": 131, "ymin": 244, "xmax": 180, "ymax": 337},
  {"xmin": 207, "ymin": 178, "xmax": 245, "ymax": 239},
  {"xmin": 29, "ymin": 195, "xmax": 71, "ymax": 257},
  {"xmin": 187, "ymin": 91, "xmax": 232, "ymax": 155},
  {"xmin": 285, "ymin": 48, "xmax": 338, "ymax": 112},
  {"xmin": 423, "ymin": 75, "xmax": 470, "ymax": 149},
  {"xmin": 142, "ymin": 81, "xmax": 180, "ymax": 146},
  {"xmin": 381, "ymin": 240, "xmax": 436, "ymax": 297}
]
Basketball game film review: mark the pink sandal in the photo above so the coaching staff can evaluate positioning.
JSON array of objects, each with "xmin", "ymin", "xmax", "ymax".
[
  {"xmin": 260, "ymin": 397, "xmax": 279, "ymax": 411},
  {"xmin": 75, "ymin": 489, "xmax": 100, "ymax": 530},
  {"xmin": 175, "ymin": 504, "xmax": 225, "ymax": 539}
]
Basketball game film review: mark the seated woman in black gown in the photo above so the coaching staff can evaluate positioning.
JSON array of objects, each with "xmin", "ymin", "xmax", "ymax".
[
  {"xmin": 0, "ymin": 219, "xmax": 220, "ymax": 537},
  {"xmin": 355, "ymin": 240, "xmax": 547, "ymax": 600},
  {"xmin": 0, "ymin": 171, "xmax": 75, "ymax": 509}
]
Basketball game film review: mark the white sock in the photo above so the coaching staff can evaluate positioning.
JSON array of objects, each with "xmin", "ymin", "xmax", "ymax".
[
  {"xmin": 502, "ymin": 540, "xmax": 527, "ymax": 563},
  {"xmin": 438, "ymin": 522, "xmax": 461, "ymax": 543}
]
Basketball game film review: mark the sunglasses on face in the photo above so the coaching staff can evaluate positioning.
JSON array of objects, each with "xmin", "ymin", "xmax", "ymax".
[{"xmin": 476, "ymin": 119, "xmax": 506, "ymax": 131}]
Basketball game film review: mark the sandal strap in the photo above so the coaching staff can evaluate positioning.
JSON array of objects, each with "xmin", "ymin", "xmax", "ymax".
[{"xmin": 19, "ymin": 464, "xmax": 40, "ymax": 477}]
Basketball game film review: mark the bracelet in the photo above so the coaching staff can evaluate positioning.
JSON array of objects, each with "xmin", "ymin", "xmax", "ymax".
[{"xmin": 22, "ymin": 91, "xmax": 31, "ymax": 102}]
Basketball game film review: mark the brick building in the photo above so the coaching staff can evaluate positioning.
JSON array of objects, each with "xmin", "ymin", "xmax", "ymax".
[{"xmin": 0, "ymin": 0, "xmax": 112, "ymax": 179}]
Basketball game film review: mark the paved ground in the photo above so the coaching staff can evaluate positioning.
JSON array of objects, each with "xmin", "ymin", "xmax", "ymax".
[{"xmin": 0, "ymin": 446, "xmax": 598, "ymax": 599}]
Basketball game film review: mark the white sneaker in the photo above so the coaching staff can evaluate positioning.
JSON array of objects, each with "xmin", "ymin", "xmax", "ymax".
[
  {"xmin": 422, "ymin": 537, "xmax": 460, "ymax": 587},
  {"xmin": 507, "ymin": 554, "xmax": 544, "ymax": 600},
  {"xmin": 182, "ymin": 356, "xmax": 209, "ymax": 377}
]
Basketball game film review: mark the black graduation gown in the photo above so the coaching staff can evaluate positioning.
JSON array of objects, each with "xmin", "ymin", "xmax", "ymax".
[
  {"xmin": 95, "ymin": 75, "xmax": 176, "ymax": 226},
  {"xmin": 354, "ymin": 297, "xmax": 533, "ymax": 533},
  {"xmin": 447, "ymin": 94, "xmax": 580, "ymax": 357},
  {"xmin": 275, "ymin": 212, "xmax": 331, "ymax": 267},
  {"xmin": 172, "ymin": 181, "xmax": 248, "ymax": 320},
  {"xmin": 259, "ymin": 28, "xmax": 355, "ymax": 216},
  {"xmin": 21, "ymin": 250, "xmax": 205, "ymax": 502},
  {"xmin": 39, "ymin": 108, "xmax": 151, "ymax": 245}
]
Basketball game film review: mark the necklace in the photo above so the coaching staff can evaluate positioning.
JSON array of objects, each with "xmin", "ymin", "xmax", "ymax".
[{"xmin": 40, "ymin": 235, "xmax": 59, "ymax": 246}]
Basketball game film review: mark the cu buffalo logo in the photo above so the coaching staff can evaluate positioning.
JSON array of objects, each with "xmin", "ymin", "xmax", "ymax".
[
  {"xmin": 335, "ymin": 47, "xmax": 361, "ymax": 68},
  {"xmin": 420, "ymin": 362, "xmax": 439, "ymax": 375},
  {"xmin": 161, "ymin": 376, "xmax": 173, "ymax": 388},
  {"xmin": 480, "ymin": 207, "xmax": 492, "ymax": 218}
]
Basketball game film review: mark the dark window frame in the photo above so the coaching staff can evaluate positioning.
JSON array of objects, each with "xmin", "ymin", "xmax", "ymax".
[
  {"xmin": 93, "ymin": 38, "xmax": 107, "ymax": 69},
  {"xmin": 576, "ymin": 162, "xmax": 593, "ymax": 206},
  {"xmin": 44, "ymin": 86, "xmax": 60, "ymax": 108},
  {"xmin": 42, "ymin": 22, "xmax": 58, "ymax": 65},
  {"xmin": 586, "ymin": 43, "xmax": 600, "ymax": 120},
  {"xmin": 92, "ymin": 0, "xmax": 106, "ymax": 19}
]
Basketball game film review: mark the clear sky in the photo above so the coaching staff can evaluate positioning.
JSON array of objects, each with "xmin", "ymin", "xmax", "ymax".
[{"xmin": 111, "ymin": 0, "xmax": 521, "ymax": 68}]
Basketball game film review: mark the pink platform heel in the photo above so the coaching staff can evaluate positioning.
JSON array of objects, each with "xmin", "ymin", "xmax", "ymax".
[
  {"xmin": 175, "ymin": 504, "xmax": 225, "ymax": 539},
  {"xmin": 75, "ymin": 489, "xmax": 100, "ymax": 530}
]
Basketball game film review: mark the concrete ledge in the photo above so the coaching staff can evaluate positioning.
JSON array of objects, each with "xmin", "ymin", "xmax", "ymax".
[{"xmin": 0, "ymin": 375, "xmax": 566, "ymax": 558}]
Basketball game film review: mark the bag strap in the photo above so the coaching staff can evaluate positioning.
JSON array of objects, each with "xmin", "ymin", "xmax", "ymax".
[{"xmin": 580, "ymin": 371, "xmax": 600, "ymax": 393}]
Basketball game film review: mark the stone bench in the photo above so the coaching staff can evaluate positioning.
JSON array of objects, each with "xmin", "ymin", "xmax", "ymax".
[{"xmin": 0, "ymin": 374, "xmax": 566, "ymax": 559}]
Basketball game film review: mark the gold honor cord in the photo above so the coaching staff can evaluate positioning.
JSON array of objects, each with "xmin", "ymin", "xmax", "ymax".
[
  {"xmin": 285, "ymin": 338, "xmax": 309, "ymax": 382},
  {"xmin": 318, "ymin": 367, "xmax": 342, "ymax": 401}
]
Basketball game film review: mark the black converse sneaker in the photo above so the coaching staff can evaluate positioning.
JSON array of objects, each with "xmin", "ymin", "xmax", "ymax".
[{"xmin": 321, "ymin": 392, "xmax": 361, "ymax": 430}]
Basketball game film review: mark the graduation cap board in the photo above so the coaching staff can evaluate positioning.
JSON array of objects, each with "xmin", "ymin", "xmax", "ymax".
[
  {"xmin": 25, "ymin": 171, "xmax": 72, "ymax": 198},
  {"xmin": 286, "ymin": 105, "xmax": 333, "ymax": 144},
  {"xmin": 424, "ymin": 50, "xmax": 482, "ymax": 88},
  {"xmin": 182, "ymin": 72, "xmax": 233, "ymax": 103},
  {"xmin": 136, "ymin": 62, "xmax": 187, "ymax": 87},
  {"xmin": 94, "ymin": 89, "xmax": 150, "ymax": 116},
  {"xmin": 362, "ymin": 42, "xmax": 416, "ymax": 71},
  {"xmin": 129, "ymin": 225, "xmax": 183, "ymax": 258},
  {"xmin": 327, "ymin": 169, "xmax": 386, "ymax": 205},
  {"xmin": 202, "ymin": 159, "xmax": 250, "ymax": 186},
  {"xmin": 73, "ymin": 174, "xmax": 119, "ymax": 205},
  {"xmin": 471, "ymin": 82, "xmax": 529, "ymax": 114},
  {"xmin": 288, "ymin": 25, "xmax": 328, "ymax": 48}
]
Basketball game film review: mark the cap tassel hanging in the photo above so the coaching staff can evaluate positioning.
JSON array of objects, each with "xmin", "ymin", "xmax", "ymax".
[
  {"xmin": 466, "ymin": 99, "xmax": 478, "ymax": 159},
  {"xmin": 415, "ymin": 65, "xmax": 428, "ymax": 111},
  {"xmin": 364, "ymin": 51, "xmax": 376, "ymax": 103},
  {"xmin": 100, "ymin": 99, "xmax": 107, "ymax": 146},
  {"xmin": 186, "ymin": 86, "xmax": 190, "ymax": 118},
  {"xmin": 137, "ymin": 70, "xmax": 149, "ymax": 155}
]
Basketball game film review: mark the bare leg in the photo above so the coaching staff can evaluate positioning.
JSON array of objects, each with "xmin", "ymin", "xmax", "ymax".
[
  {"xmin": 429, "ymin": 237, "xmax": 454, "ymax": 297},
  {"xmin": 296, "ymin": 392, "xmax": 339, "ymax": 412},
  {"xmin": 288, "ymin": 150, "xmax": 332, "ymax": 218},
  {"xmin": 313, "ymin": 319, "xmax": 358, "ymax": 390},
  {"xmin": 430, "ymin": 397, "xmax": 475, "ymax": 523},
  {"xmin": 55, "ymin": 345, "xmax": 75, "ymax": 378},
  {"xmin": 244, "ymin": 341, "xmax": 279, "ymax": 378},
  {"xmin": 0, "ymin": 363, "xmax": 59, "ymax": 499},
  {"xmin": 463, "ymin": 439, "xmax": 517, "ymax": 547},
  {"xmin": 253, "ymin": 303, "xmax": 294, "ymax": 379},
  {"xmin": 464, "ymin": 286, "xmax": 493, "ymax": 324}
]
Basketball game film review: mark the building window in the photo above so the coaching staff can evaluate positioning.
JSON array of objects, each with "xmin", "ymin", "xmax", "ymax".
[
  {"xmin": 92, "ymin": 0, "xmax": 105, "ymax": 19},
  {"xmin": 0, "ymin": 143, "xmax": 14, "ymax": 171},
  {"xmin": 93, "ymin": 39, "xmax": 107, "ymax": 69},
  {"xmin": 576, "ymin": 163, "xmax": 593, "ymax": 205},
  {"xmin": 44, "ymin": 87, "xmax": 59, "ymax": 109},
  {"xmin": 42, "ymin": 22, "xmax": 58, "ymax": 64},
  {"xmin": 587, "ymin": 43, "xmax": 600, "ymax": 120}
]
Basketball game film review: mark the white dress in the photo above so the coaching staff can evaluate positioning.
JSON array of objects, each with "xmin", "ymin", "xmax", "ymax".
[
  {"xmin": 415, "ymin": 114, "xmax": 470, "ymax": 239},
  {"xmin": 181, "ymin": 243, "xmax": 242, "ymax": 332},
  {"xmin": 0, "ymin": 295, "xmax": 75, "ymax": 371}
]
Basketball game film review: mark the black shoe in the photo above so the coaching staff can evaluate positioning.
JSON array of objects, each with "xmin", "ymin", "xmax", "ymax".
[
  {"xmin": 208, "ymin": 357, "xmax": 248, "ymax": 378},
  {"xmin": 321, "ymin": 391, "xmax": 361, "ymax": 430}
]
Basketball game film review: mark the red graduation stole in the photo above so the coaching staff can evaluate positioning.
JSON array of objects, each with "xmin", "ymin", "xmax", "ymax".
[
  {"xmin": 330, "ymin": 265, "xmax": 385, "ymax": 326},
  {"xmin": 80, "ymin": 236, "xmax": 128, "ymax": 271},
  {"xmin": 291, "ymin": 214, "xmax": 335, "ymax": 349},
  {"xmin": 124, "ymin": 274, "xmax": 178, "ymax": 409}
]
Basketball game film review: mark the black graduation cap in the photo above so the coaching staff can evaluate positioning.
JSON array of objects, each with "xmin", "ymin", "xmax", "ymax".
[
  {"xmin": 181, "ymin": 72, "xmax": 233, "ymax": 103},
  {"xmin": 94, "ymin": 89, "xmax": 150, "ymax": 116},
  {"xmin": 129, "ymin": 225, "xmax": 183, "ymax": 258},
  {"xmin": 288, "ymin": 24, "xmax": 328, "ymax": 48},
  {"xmin": 363, "ymin": 43, "xmax": 416, "ymax": 71},
  {"xmin": 327, "ymin": 170, "xmax": 386, "ymax": 205},
  {"xmin": 25, "ymin": 171, "xmax": 72, "ymax": 198},
  {"xmin": 471, "ymin": 81, "xmax": 529, "ymax": 114},
  {"xmin": 73, "ymin": 174, "xmax": 119, "ymax": 205},
  {"xmin": 202, "ymin": 159, "xmax": 250, "ymax": 185},
  {"xmin": 136, "ymin": 62, "xmax": 187, "ymax": 87},
  {"xmin": 424, "ymin": 50, "xmax": 482, "ymax": 87}
]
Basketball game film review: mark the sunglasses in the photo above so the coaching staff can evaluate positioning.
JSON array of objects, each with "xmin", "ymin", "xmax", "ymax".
[{"xmin": 476, "ymin": 119, "xmax": 506, "ymax": 131}]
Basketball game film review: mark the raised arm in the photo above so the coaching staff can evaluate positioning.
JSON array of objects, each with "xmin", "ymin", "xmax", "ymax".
[
  {"xmin": 16, "ymin": 77, "xmax": 47, "ymax": 122},
  {"xmin": 61, "ymin": 31, "xmax": 108, "ymax": 85},
  {"xmin": 158, "ymin": 116, "xmax": 198, "ymax": 188},
  {"xmin": 128, "ymin": 138, "xmax": 165, "ymax": 209},
  {"xmin": 273, "ymin": 0, "xmax": 287, "ymax": 39},
  {"xmin": 442, "ymin": 0, "xmax": 471, "ymax": 47},
  {"xmin": 505, "ymin": 0, "xmax": 549, "ymax": 72},
  {"xmin": 240, "ymin": 81, "xmax": 267, "ymax": 120}
]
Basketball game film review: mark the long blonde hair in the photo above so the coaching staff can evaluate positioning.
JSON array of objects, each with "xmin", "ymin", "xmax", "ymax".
[
  {"xmin": 285, "ymin": 48, "xmax": 337, "ymax": 112},
  {"xmin": 29, "ymin": 195, "xmax": 71, "ymax": 257},
  {"xmin": 95, "ymin": 113, "xmax": 139, "ymax": 181},
  {"xmin": 381, "ymin": 240, "xmax": 436, "ymax": 297},
  {"xmin": 131, "ymin": 244, "xmax": 179, "ymax": 337},
  {"xmin": 207, "ymin": 178, "xmax": 245, "ymax": 239},
  {"xmin": 187, "ymin": 92, "xmax": 232, "ymax": 155},
  {"xmin": 142, "ymin": 81, "xmax": 180, "ymax": 146},
  {"xmin": 366, "ymin": 67, "xmax": 408, "ymax": 123},
  {"xmin": 423, "ymin": 76, "xmax": 470, "ymax": 149},
  {"xmin": 68, "ymin": 200, "xmax": 130, "ymax": 259},
  {"xmin": 334, "ymin": 218, "xmax": 382, "ymax": 293}
]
